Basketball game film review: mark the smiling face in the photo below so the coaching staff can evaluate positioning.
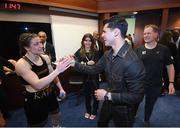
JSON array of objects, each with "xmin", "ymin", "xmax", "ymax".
[
  {"xmin": 83, "ymin": 37, "xmax": 92, "ymax": 49},
  {"xmin": 143, "ymin": 26, "xmax": 158, "ymax": 44},
  {"xmin": 101, "ymin": 23, "xmax": 115, "ymax": 47}
]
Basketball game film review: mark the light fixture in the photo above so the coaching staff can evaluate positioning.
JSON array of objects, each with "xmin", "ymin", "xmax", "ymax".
[
  {"xmin": 133, "ymin": 11, "xmax": 138, "ymax": 14},
  {"xmin": 24, "ymin": 27, "xmax": 28, "ymax": 31}
]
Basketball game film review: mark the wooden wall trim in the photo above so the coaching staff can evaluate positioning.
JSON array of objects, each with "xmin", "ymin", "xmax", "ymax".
[
  {"xmin": 97, "ymin": 0, "xmax": 180, "ymax": 13},
  {"xmin": 160, "ymin": 8, "xmax": 169, "ymax": 33},
  {"xmin": 9, "ymin": 0, "xmax": 180, "ymax": 13},
  {"xmin": 9, "ymin": 0, "xmax": 97, "ymax": 12},
  {"xmin": 167, "ymin": 8, "xmax": 180, "ymax": 29},
  {"xmin": 99, "ymin": 13, "xmax": 110, "ymax": 33}
]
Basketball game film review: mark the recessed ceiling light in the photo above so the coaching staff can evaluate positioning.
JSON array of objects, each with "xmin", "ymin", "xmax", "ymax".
[{"xmin": 133, "ymin": 11, "xmax": 138, "ymax": 14}]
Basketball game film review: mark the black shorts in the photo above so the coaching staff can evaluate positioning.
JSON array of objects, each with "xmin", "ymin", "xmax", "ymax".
[{"xmin": 24, "ymin": 88, "xmax": 59, "ymax": 126}]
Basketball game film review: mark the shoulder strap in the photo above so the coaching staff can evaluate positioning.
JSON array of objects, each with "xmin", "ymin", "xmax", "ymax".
[
  {"xmin": 39, "ymin": 55, "xmax": 48, "ymax": 66},
  {"xmin": 22, "ymin": 56, "xmax": 34, "ymax": 66}
]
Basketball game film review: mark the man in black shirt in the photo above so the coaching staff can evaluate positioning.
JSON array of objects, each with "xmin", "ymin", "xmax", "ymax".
[{"xmin": 135, "ymin": 24, "xmax": 175, "ymax": 126}]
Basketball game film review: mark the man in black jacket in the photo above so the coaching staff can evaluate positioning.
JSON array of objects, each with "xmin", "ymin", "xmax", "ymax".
[
  {"xmin": 38, "ymin": 31, "xmax": 56, "ymax": 62},
  {"xmin": 70, "ymin": 15, "xmax": 145, "ymax": 127}
]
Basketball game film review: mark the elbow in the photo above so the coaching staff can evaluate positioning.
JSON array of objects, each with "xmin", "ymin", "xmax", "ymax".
[{"xmin": 31, "ymin": 83, "xmax": 44, "ymax": 90}]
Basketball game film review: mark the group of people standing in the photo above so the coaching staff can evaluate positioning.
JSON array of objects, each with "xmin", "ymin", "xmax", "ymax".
[
  {"xmin": 70, "ymin": 16, "xmax": 178, "ymax": 127},
  {"xmin": 0, "ymin": 15, "xmax": 179, "ymax": 127},
  {"xmin": 73, "ymin": 17, "xmax": 177, "ymax": 127}
]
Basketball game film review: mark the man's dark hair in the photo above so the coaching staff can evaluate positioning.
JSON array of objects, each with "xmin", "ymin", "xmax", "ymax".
[{"xmin": 103, "ymin": 15, "xmax": 128, "ymax": 38}]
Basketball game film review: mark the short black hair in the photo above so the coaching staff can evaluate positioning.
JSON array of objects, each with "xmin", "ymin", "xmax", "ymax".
[{"xmin": 103, "ymin": 15, "xmax": 128, "ymax": 38}]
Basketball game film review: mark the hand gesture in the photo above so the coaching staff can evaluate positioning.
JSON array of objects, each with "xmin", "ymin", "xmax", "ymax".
[
  {"xmin": 81, "ymin": 61, "xmax": 85, "ymax": 65},
  {"xmin": 87, "ymin": 60, "xmax": 95, "ymax": 65},
  {"xmin": 68, "ymin": 55, "xmax": 76, "ymax": 67},
  {"xmin": 95, "ymin": 89, "xmax": 107, "ymax": 101},
  {"xmin": 59, "ymin": 88, "xmax": 66, "ymax": 99},
  {"xmin": 168, "ymin": 83, "xmax": 175, "ymax": 95},
  {"xmin": 55, "ymin": 57, "xmax": 72, "ymax": 73}
]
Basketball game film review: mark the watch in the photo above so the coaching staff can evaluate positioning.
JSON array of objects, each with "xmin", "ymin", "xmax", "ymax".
[{"xmin": 104, "ymin": 92, "xmax": 109, "ymax": 101}]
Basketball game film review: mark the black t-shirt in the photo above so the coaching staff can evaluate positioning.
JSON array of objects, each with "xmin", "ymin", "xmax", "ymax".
[{"xmin": 135, "ymin": 43, "xmax": 173, "ymax": 87}]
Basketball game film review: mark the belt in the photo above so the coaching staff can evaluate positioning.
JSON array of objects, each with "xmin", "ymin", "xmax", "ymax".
[{"xmin": 25, "ymin": 85, "xmax": 53, "ymax": 100}]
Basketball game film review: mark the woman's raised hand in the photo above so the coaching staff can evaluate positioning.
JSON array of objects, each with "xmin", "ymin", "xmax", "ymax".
[{"xmin": 55, "ymin": 56, "xmax": 72, "ymax": 73}]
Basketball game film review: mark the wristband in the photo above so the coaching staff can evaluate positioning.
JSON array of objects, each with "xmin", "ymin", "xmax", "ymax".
[{"xmin": 169, "ymin": 81, "xmax": 174, "ymax": 84}]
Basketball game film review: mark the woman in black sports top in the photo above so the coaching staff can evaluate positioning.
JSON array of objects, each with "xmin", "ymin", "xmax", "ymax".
[{"xmin": 15, "ymin": 33, "xmax": 72, "ymax": 127}]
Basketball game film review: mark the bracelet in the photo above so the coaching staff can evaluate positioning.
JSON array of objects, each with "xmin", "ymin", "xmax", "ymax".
[{"xmin": 169, "ymin": 81, "xmax": 174, "ymax": 83}]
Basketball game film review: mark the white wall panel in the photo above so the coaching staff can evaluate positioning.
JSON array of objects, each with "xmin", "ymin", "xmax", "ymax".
[{"xmin": 50, "ymin": 15, "xmax": 98, "ymax": 59}]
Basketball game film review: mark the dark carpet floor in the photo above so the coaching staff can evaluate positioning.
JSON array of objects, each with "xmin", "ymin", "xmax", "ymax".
[{"xmin": 5, "ymin": 91, "xmax": 180, "ymax": 127}]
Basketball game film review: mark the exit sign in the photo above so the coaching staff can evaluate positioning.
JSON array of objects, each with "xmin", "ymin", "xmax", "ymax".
[{"xmin": 1, "ymin": 2, "xmax": 22, "ymax": 10}]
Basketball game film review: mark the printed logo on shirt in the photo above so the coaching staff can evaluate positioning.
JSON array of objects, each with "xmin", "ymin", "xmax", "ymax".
[
  {"xmin": 142, "ymin": 51, "xmax": 146, "ymax": 55},
  {"xmin": 156, "ymin": 51, "xmax": 160, "ymax": 54}
]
